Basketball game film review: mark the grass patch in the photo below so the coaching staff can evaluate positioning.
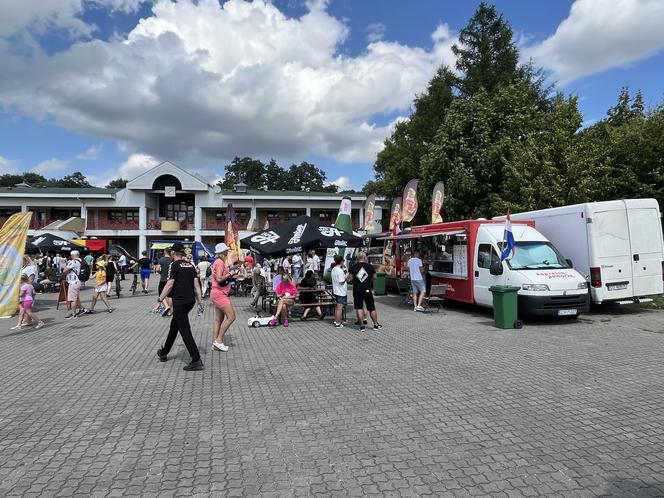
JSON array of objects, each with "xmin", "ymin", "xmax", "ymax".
[{"xmin": 634, "ymin": 295, "xmax": 664, "ymax": 310}]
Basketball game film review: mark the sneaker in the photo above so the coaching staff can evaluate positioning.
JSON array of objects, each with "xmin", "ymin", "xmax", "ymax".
[
  {"xmin": 65, "ymin": 313, "xmax": 77, "ymax": 320},
  {"xmin": 157, "ymin": 348, "xmax": 168, "ymax": 362},
  {"xmin": 35, "ymin": 321, "xmax": 45, "ymax": 329},
  {"xmin": 334, "ymin": 322, "xmax": 344, "ymax": 328},
  {"xmin": 82, "ymin": 308, "xmax": 92, "ymax": 314},
  {"xmin": 213, "ymin": 342, "xmax": 229, "ymax": 352},
  {"xmin": 360, "ymin": 326, "xmax": 366, "ymax": 332},
  {"xmin": 373, "ymin": 323, "xmax": 383, "ymax": 330},
  {"xmin": 415, "ymin": 306, "xmax": 425, "ymax": 312},
  {"xmin": 283, "ymin": 319, "xmax": 289, "ymax": 327},
  {"xmin": 183, "ymin": 359, "xmax": 204, "ymax": 371}
]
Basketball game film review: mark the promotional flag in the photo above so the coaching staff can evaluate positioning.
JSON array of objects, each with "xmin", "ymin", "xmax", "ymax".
[
  {"xmin": 401, "ymin": 179, "xmax": 419, "ymax": 223},
  {"xmin": 431, "ymin": 181, "xmax": 445, "ymax": 224},
  {"xmin": 323, "ymin": 196, "xmax": 353, "ymax": 279},
  {"xmin": 225, "ymin": 204, "xmax": 243, "ymax": 265},
  {"xmin": 363, "ymin": 194, "xmax": 376, "ymax": 233},
  {"xmin": 500, "ymin": 211, "xmax": 516, "ymax": 261},
  {"xmin": 388, "ymin": 197, "xmax": 402, "ymax": 230},
  {"xmin": 0, "ymin": 212, "xmax": 33, "ymax": 318}
]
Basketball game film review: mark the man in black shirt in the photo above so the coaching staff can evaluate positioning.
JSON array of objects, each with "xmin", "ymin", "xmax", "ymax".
[
  {"xmin": 348, "ymin": 251, "xmax": 382, "ymax": 332},
  {"xmin": 137, "ymin": 251, "xmax": 152, "ymax": 294},
  {"xmin": 154, "ymin": 242, "xmax": 205, "ymax": 371}
]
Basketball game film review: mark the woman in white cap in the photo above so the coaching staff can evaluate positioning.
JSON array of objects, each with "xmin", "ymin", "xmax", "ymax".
[{"xmin": 210, "ymin": 243, "xmax": 236, "ymax": 352}]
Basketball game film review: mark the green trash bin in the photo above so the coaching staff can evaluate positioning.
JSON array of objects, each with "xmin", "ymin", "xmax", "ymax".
[
  {"xmin": 374, "ymin": 272, "xmax": 387, "ymax": 296},
  {"xmin": 489, "ymin": 285, "xmax": 523, "ymax": 329}
]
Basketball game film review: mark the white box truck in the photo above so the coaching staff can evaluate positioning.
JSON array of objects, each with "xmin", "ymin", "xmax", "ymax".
[{"xmin": 500, "ymin": 199, "xmax": 664, "ymax": 304}]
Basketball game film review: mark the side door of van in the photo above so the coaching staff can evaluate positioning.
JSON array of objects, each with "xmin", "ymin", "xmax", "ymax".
[
  {"xmin": 474, "ymin": 242, "xmax": 502, "ymax": 306},
  {"xmin": 625, "ymin": 201, "xmax": 664, "ymax": 296}
]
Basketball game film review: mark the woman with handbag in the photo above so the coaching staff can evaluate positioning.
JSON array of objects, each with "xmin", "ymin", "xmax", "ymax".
[{"xmin": 210, "ymin": 243, "xmax": 236, "ymax": 352}]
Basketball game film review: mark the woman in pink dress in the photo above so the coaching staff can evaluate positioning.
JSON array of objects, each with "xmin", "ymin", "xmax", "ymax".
[
  {"xmin": 269, "ymin": 273, "xmax": 298, "ymax": 327},
  {"xmin": 210, "ymin": 243, "xmax": 236, "ymax": 352}
]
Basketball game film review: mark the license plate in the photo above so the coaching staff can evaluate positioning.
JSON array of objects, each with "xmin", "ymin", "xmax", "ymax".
[
  {"xmin": 558, "ymin": 309, "xmax": 577, "ymax": 316},
  {"xmin": 608, "ymin": 283, "xmax": 628, "ymax": 291}
]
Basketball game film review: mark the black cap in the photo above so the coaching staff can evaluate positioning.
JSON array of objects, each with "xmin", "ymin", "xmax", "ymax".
[{"xmin": 171, "ymin": 242, "xmax": 185, "ymax": 253}]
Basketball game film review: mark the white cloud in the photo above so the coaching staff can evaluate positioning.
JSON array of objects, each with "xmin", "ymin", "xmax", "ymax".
[
  {"xmin": 75, "ymin": 143, "xmax": 102, "ymax": 160},
  {"xmin": 366, "ymin": 22, "xmax": 386, "ymax": 43},
  {"xmin": 0, "ymin": 0, "xmax": 458, "ymax": 168},
  {"xmin": 32, "ymin": 158, "xmax": 68, "ymax": 175},
  {"xmin": 0, "ymin": 0, "xmax": 92, "ymax": 39},
  {"xmin": 524, "ymin": 0, "xmax": 664, "ymax": 84},
  {"xmin": 0, "ymin": 155, "xmax": 19, "ymax": 174},
  {"xmin": 118, "ymin": 153, "xmax": 160, "ymax": 180},
  {"xmin": 330, "ymin": 175, "xmax": 353, "ymax": 190}
]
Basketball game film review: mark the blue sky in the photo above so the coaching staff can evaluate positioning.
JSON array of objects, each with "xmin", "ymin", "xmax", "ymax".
[{"xmin": 1, "ymin": 0, "xmax": 663, "ymax": 190}]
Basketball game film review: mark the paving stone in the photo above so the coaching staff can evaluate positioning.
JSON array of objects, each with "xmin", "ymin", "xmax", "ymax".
[{"xmin": 0, "ymin": 290, "xmax": 663, "ymax": 496}]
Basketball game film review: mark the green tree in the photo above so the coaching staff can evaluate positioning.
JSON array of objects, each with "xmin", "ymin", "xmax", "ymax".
[
  {"xmin": 0, "ymin": 174, "xmax": 27, "ymax": 187},
  {"xmin": 49, "ymin": 171, "xmax": 92, "ymax": 188},
  {"xmin": 106, "ymin": 178, "xmax": 128, "ymax": 189},
  {"xmin": 265, "ymin": 159, "xmax": 289, "ymax": 190},
  {"xmin": 218, "ymin": 157, "xmax": 266, "ymax": 189},
  {"xmin": 286, "ymin": 161, "xmax": 328, "ymax": 191},
  {"xmin": 452, "ymin": 1, "xmax": 520, "ymax": 97}
]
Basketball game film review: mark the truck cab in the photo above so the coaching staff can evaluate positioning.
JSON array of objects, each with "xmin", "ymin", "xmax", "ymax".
[{"xmin": 473, "ymin": 224, "xmax": 590, "ymax": 316}]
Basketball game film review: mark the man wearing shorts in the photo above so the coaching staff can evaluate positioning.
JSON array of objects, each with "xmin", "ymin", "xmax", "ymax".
[
  {"xmin": 331, "ymin": 254, "xmax": 348, "ymax": 328},
  {"xmin": 156, "ymin": 248, "xmax": 173, "ymax": 316},
  {"xmin": 408, "ymin": 250, "xmax": 426, "ymax": 311},
  {"xmin": 63, "ymin": 250, "xmax": 88, "ymax": 319},
  {"xmin": 349, "ymin": 251, "xmax": 382, "ymax": 331},
  {"xmin": 137, "ymin": 251, "xmax": 152, "ymax": 294}
]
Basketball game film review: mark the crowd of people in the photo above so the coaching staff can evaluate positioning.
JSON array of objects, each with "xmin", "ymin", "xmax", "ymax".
[{"xmin": 16, "ymin": 243, "xmax": 389, "ymax": 372}]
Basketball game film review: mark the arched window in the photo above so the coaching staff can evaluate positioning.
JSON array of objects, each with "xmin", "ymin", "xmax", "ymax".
[{"xmin": 152, "ymin": 175, "xmax": 182, "ymax": 191}]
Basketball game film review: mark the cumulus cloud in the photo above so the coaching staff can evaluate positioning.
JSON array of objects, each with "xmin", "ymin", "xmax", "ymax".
[
  {"xmin": 524, "ymin": 0, "xmax": 664, "ymax": 84},
  {"xmin": 330, "ymin": 175, "xmax": 353, "ymax": 190},
  {"xmin": 32, "ymin": 158, "xmax": 69, "ymax": 175},
  {"xmin": 0, "ymin": 0, "xmax": 458, "ymax": 168},
  {"xmin": 75, "ymin": 144, "xmax": 102, "ymax": 160},
  {"xmin": 0, "ymin": 155, "xmax": 19, "ymax": 174},
  {"xmin": 118, "ymin": 153, "xmax": 160, "ymax": 180},
  {"xmin": 366, "ymin": 22, "xmax": 386, "ymax": 43}
]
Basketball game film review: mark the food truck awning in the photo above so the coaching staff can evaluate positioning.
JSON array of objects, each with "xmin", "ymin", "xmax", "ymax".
[{"xmin": 377, "ymin": 229, "xmax": 465, "ymax": 241}]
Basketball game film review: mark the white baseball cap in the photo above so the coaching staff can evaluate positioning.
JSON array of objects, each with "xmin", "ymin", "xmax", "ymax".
[{"xmin": 215, "ymin": 243, "xmax": 229, "ymax": 254}]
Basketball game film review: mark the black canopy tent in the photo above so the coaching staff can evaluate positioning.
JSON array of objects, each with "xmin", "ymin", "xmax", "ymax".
[
  {"xmin": 241, "ymin": 215, "xmax": 364, "ymax": 257},
  {"xmin": 26, "ymin": 233, "xmax": 89, "ymax": 254}
]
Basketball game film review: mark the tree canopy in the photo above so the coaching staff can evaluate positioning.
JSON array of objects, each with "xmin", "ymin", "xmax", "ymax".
[
  {"xmin": 367, "ymin": 2, "xmax": 664, "ymax": 222},
  {"xmin": 217, "ymin": 157, "xmax": 338, "ymax": 192},
  {"xmin": 0, "ymin": 171, "xmax": 94, "ymax": 188}
]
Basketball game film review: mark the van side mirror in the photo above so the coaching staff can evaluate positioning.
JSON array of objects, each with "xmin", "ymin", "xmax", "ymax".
[
  {"xmin": 489, "ymin": 261, "xmax": 503, "ymax": 276},
  {"xmin": 565, "ymin": 258, "xmax": 573, "ymax": 267}
]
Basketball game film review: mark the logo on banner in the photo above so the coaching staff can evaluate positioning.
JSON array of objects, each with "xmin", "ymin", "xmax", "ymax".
[
  {"xmin": 319, "ymin": 226, "xmax": 342, "ymax": 237},
  {"xmin": 288, "ymin": 223, "xmax": 307, "ymax": 244},
  {"xmin": 333, "ymin": 240, "xmax": 348, "ymax": 247},
  {"xmin": 286, "ymin": 246, "xmax": 303, "ymax": 254},
  {"xmin": 251, "ymin": 231, "xmax": 280, "ymax": 245}
]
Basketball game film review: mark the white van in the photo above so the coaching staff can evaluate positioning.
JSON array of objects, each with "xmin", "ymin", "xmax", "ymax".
[
  {"xmin": 399, "ymin": 220, "xmax": 591, "ymax": 316},
  {"xmin": 503, "ymin": 199, "xmax": 664, "ymax": 304},
  {"xmin": 473, "ymin": 224, "xmax": 590, "ymax": 316}
]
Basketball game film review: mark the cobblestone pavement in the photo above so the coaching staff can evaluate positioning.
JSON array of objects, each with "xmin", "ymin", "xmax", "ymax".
[{"xmin": 1, "ymin": 284, "xmax": 663, "ymax": 498}]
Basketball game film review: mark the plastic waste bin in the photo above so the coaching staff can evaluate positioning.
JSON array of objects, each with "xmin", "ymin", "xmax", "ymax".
[
  {"xmin": 489, "ymin": 285, "xmax": 523, "ymax": 329},
  {"xmin": 374, "ymin": 272, "xmax": 387, "ymax": 295}
]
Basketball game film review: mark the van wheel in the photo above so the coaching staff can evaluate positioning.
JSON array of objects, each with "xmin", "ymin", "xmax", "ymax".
[
  {"xmin": 252, "ymin": 321, "xmax": 260, "ymax": 328},
  {"xmin": 514, "ymin": 320, "xmax": 523, "ymax": 329}
]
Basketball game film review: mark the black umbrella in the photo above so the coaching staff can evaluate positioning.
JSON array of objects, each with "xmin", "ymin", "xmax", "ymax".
[
  {"xmin": 27, "ymin": 233, "xmax": 88, "ymax": 254},
  {"xmin": 241, "ymin": 215, "xmax": 364, "ymax": 257}
]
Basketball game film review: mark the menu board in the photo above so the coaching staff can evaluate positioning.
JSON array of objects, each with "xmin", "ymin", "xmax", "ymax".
[{"xmin": 453, "ymin": 244, "xmax": 468, "ymax": 277}]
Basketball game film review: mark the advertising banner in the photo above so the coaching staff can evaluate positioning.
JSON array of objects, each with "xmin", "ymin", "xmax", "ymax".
[
  {"xmin": 224, "ymin": 204, "xmax": 243, "ymax": 265},
  {"xmin": 0, "ymin": 212, "xmax": 33, "ymax": 318},
  {"xmin": 431, "ymin": 181, "xmax": 445, "ymax": 224},
  {"xmin": 388, "ymin": 197, "xmax": 402, "ymax": 230},
  {"xmin": 363, "ymin": 194, "xmax": 376, "ymax": 232},
  {"xmin": 401, "ymin": 179, "xmax": 419, "ymax": 223}
]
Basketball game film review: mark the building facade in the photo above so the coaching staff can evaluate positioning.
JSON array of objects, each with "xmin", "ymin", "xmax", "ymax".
[{"xmin": 0, "ymin": 161, "xmax": 383, "ymax": 256}]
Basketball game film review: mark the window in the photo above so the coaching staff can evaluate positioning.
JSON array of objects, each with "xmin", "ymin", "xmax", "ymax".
[
  {"xmin": 125, "ymin": 211, "xmax": 139, "ymax": 221},
  {"xmin": 477, "ymin": 244, "xmax": 500, "ymax": 269},
  {"xmin": 318, "ymin": 212, "xmax": 332, "ymax": 221},
  {"xmin": 108, "ymin": 210, "xmax": 124, "ymax": 221},
  {"xmin": 235, "ymin": 210, "xmax": 249, "ymax": 220},
  {"xmin": 266, "ymin": 212, "xmax": 280, "ymax": 220},
  {"xmin": 214, "ymin": 210, "xmax": 225, "ymax": 221},
  {"xmin": 507, "ymin": 242, "xmax": 570, "ymax": 270}
]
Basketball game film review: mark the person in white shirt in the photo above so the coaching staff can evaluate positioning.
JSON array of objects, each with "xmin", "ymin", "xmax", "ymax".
[
  {"xmin": 63, "ymin": 250, "xmax": 88, "ymax": 319},
  {"xmin": 291, "ymin": 253, "xmax": 303, "ymax": 282},
  {"xmin": 281, "ymin": 256, "xmax": 291, "ymax": 275},
  {"xmin": 408, "ymin": 250, "xmax": 426, "ymax": 311},
  {"xmin": 196, "ymin": 255, "xmax": 211, "ymax": 297},
  {"xmin": 312, "ymin": 252, "xmax": 320, "ymax": 273},
  {"xmin": 331, "ymin": 254, "xmax": 348, "ymax": 328},
  {"xmin": 118, "ymin": 254, "xmax": 127, "ymax": 280}
]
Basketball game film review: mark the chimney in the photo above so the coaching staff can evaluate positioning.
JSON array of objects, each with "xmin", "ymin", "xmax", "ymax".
[{"xmin": 234, "ymin": 182, "xmax": 247, "ymax": 193}]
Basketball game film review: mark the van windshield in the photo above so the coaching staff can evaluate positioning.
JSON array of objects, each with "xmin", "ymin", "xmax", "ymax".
[{"xmin": 505, "ymin": 242, "xmax": 570, "ymax": 270}]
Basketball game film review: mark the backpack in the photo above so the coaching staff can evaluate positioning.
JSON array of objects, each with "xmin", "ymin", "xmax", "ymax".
[{"xmin": 78, "ymin": 260, "xmax": 91, "ymax": 282}]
